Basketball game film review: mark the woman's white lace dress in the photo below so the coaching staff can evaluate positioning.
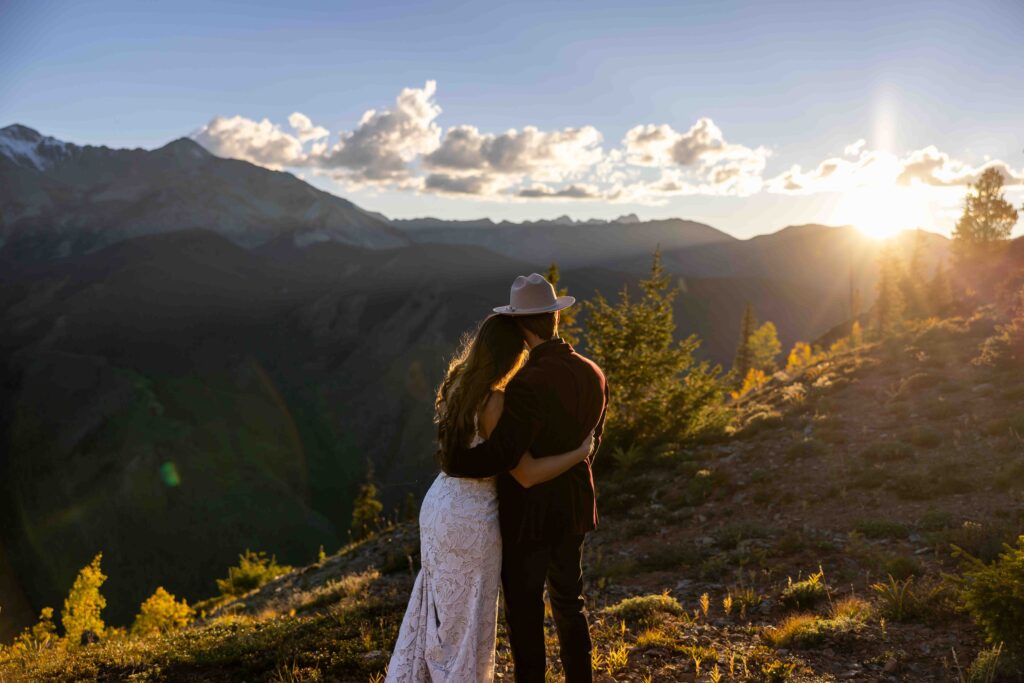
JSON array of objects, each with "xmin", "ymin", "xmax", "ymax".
[{"xmin": 385, "ymin": 424, "xmax": 501, "ymax": 682}]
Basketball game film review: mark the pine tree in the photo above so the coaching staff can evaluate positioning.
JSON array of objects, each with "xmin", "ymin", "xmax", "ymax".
[
  {"xmin": 851, "ymin": 288, "xmax": 862, "ymax": 320},
  {"xmin": 850, "ymin": 320, "xmax": 864, "ymax": 348},
  {"xmin": 583, "ymin": 248, "xmax": 728, "ymax": 447},
  {"xmin": 546, "ymin": 262, "xmax": 581, "ymax": 346},
  {"xmin": 61, "ymin": 553, "xmax": 107, "ymax": 644},
  {"xmin": 875, "ymin": 244, "xmax": 906, "ymax": 336},
  {"xmin": 952, "ymin": 167, "xmax": 1018, "ymax": 268},
  {"xmin": 900, "ymin": 229, "xmax": 928, "ymax": 318},
  {"xmin": 733, "ymin": 303, "xmax": 757, "ymax": 382},
  {"xmin": 928, "ymin": 260, "xmax": 953, "ymax": 313},
  {"xmin": 351, "ymin": 463, "xmax": 384, "ymax": 540},
  {"xmin": 748, "ymin": 321, "xmax": 782, "ymax": 373}
]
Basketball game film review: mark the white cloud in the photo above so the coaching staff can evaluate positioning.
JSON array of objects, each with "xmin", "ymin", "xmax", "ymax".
[
  {"xmin": 621, "ymin": 117, "xmax": 769, "ymax": 196},
  {"xmin": 424, "ymin": 124, "xmax": 603, "ymax": 182},
  {"xmin": 844, "ymin": 139, "xmax": 867, "ymax": 157},
  {"xmin": 191, "ymin": 83, "xmax": 1022, "ymax": 210},
  {"xmin": 288, "ymin": 112, "xmax": 329, "ymax": 143},
  {"xmin": 317, "ymin": 81, "xmax": 442, "ymax": 183},
  {"xmin": 895, "ymin": 145, "xmax": 1024, "ymax": 187},
  {"xmin": 192, "ymin": 115, "xmax": 306, "ymax": 170},
  {"xmin": 423, "ymin": 173, "xmax": 504, "ymax": 196},
  {"xmin": 767, "ymin": 140, "xmax": 1024, "ymax": 194},
  {"xmin": 517, "ymin": 183, "xmax": 602, "ymax": 199}
]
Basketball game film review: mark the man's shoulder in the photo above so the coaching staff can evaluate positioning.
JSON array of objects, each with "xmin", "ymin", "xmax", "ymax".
[
  {"xmin": 569, "ymin": 349, "xmax": 606, "ymax": 383},
  {"xmin": 527, "ymin": 348, "xmax": 605, "ymax": 387}
]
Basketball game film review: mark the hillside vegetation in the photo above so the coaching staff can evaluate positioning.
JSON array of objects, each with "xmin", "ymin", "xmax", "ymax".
[{"xmin": 4, "ymin": 296, "xmax": 1023, "ymax": 682}]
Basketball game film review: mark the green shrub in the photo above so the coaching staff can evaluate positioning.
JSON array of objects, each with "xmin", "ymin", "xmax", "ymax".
[
  {"xmin": 882, "ymin": 555, "xmax": 922, "ymax": 581},
  {"xmin": 785, "ymin": 438, "xmax": 827, "ymax": 460},
  {"xmin": 1001, "ymin": 385, "xmax": 1024, "ymax": 401},
  {"xmin": 610, "ymin": 443, "xmax": 646, "ymax": 471},
  {"xmin": 897, "ymin": 372, "xmax": 941, "ymax": 397},
  {"xmin": 132, "ymin": 587, "xmax": 194, "ymax": 637},
  {"xmin": 716, "ymin": 521, "xmax": 775, "ymax": 550},
  {"xmin": 892, "ymin": 470, "xmax": 974, "ymax": 500},
  {"xmin": 855, "ymin": 519, "xmax": 909, "ymax": 540},
  {"xmin": 967, "ymin": 645, "xmax": 1008, "ymax": 683},
  {"xmin": 870, "ymin": 575, "xmax": 917, "ymax": 622},
  {"xmin": 763, "ymin": 613, "xmax": 825, "ymax": 647},
  {"xmin": 602, "ymin": 593, "xmax": 683, "ymax": 626},
  {"xmin": 919, "ymin": 509, "xmax": 955, "ymax": 532},
  {"xmin": 850, "ymin": 466, "xmax": 888, "ymax": 490},
  {"xmin": 906, "ymin": 426, "xmax": 943, "ymax": 448},
  {"xmin": 779, "ymin": 570, "xmax": 828, "ymax": 610},
  {"xmin": 924, "ymin": 399, "xmax": 959, "ymax": 420},
  {"xmin": 982, "ymin": 415, "xmax": 1024, "ymax": 439},
  {"xmin": 871, "ymin": 575, "xmax": 958, "ymax": 624},
  {"xmin": 973, "ymin": 316, "xmax": 1024, "ymax": 370},
  {"xmin": 763, "ymin": 596, "xmax": 872, "ymax": 649},
  {"xmin": 740, "ymin": 408, "xmax": 785, "ymax": 436},
  {"xmin": 215, "ymin": 550, "xmax": 291, "ymax": 598},
  {"xmin": 1, "ymin": 607, "xmax": 58, "ymax": 663},
  {"xmin": 947, "ymin": 521, "xmax": 1018, "ymax": 564},
  {"xmin": 683, "ymin": 467, "xmax": 725, "ymax": 505},
  {"xmin": 957, "ymin": 536, "xmax": 1024, "ymax": 656},
  {"xmin": 861, "ymin": 441, "xmax": 914, "ymax": 463}
]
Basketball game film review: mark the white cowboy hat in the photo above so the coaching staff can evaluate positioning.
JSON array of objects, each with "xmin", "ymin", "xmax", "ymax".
[{"xmin": 493, "ymin": 273, "xmax": 576, "ymax": 316}]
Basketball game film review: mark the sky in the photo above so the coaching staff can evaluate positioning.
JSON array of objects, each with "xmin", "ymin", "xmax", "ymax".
[{"xmin": 2, "ymin": 0, "xmax": 1023, "ymax": 239}]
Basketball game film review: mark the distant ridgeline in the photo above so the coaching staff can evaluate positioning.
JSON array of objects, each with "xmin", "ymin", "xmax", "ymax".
[{"xmin": 0, "ymin": 124, "xmax": 953, "ymax": 638}]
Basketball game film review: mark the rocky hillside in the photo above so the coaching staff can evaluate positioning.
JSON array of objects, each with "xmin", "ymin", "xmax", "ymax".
[{"xmin": 5, "ymin": 304, "xmax": 1021, "ymax": 682}]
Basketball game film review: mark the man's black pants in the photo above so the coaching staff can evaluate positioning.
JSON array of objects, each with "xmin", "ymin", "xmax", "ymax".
[{"xmin": 501, "ymin": 533, "xmax": 592, "ymax": 683}]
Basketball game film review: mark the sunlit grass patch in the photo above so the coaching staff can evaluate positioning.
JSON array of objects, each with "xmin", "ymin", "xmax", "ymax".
[
  {"xmin": 779, "ymin": 570, "xmax": 828, "ymax": 610},
  {"xmin": 602, "ymin": 593, "xmax": 683, "ymax": 627},
  {"xmin": 763, "ymin": 596, "xmax": 872, "ymax": 648}
]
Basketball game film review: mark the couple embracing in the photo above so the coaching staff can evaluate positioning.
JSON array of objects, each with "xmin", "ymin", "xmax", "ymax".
[{"xmin": 386, "ymin": 272, "xmax": 609, "ymax": 683}]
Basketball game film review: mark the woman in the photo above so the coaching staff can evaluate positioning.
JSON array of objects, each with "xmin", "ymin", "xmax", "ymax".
[{"xmin": 385, "ymin": 315, "xmax": 593, "ymax": 682}]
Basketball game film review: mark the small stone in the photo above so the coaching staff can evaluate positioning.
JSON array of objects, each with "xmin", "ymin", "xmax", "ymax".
[{"xmin": 884, "ymin": 657, "xmax": 899, "ymax": 673}]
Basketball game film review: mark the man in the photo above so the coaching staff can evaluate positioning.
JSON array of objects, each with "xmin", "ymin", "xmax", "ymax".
[{"xmin": 445, "ymin": 273, "xmax": 609, "ymax": 683}]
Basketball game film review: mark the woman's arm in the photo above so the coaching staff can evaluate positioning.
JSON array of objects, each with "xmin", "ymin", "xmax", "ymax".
[
  {"xmin": 509, "ymin": 431, "xmax": 595, "ymax": 489},
  {"xmin": 479, "ymin": 391, "xmax": 595, "ymax": 488}
]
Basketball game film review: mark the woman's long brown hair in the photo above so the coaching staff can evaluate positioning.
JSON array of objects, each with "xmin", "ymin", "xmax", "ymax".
[{"xmin": 435, "ymin": 315, "xmax": 527, "ymax": 470}]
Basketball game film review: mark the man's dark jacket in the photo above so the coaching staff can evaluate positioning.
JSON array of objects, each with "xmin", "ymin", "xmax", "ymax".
[{"xmin": 444, "ymin": 338, "xmax": 608, "ymax": 542}]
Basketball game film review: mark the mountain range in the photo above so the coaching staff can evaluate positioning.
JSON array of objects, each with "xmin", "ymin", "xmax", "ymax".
[{"xmin": 0, "ymin": 124, "xmax": 951, "ymax": 640}]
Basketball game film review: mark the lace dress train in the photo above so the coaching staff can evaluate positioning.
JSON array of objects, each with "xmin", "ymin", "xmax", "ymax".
[{"xmin": 385, "ymin": 433, "xmax": 502, "ymax": 682}]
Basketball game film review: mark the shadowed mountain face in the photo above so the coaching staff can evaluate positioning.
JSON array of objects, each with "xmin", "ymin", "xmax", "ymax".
[
  {"xmin": 394, "ymin": 215, "xmax": 735, "ymax": 268},
  {"xmin": 0, "ymin": 229, "xmax": 534, "ymax": 634},
  {"xmin": 0, "ymin": 126, "xmax": 952, "ymax": 640},
  {"xmin": 0, "ymin": 124, "xmax": 408, "ymax": 262}
]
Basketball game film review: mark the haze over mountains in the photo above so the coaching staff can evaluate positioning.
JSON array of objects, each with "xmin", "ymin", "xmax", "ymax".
[{"xmin": 0, "ymin": 125, "xmax": 950, "ymax": 639}]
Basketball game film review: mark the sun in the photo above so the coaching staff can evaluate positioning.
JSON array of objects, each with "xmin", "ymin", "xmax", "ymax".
[{"xmin": 831, "ymin": 186, "xmax": 935, "ymax": 239}]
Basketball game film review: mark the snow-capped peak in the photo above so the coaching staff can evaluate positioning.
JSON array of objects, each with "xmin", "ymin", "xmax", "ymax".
[{"xmin": 0, "ymin": 124, "xmax": 73, "ymax": 171}]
